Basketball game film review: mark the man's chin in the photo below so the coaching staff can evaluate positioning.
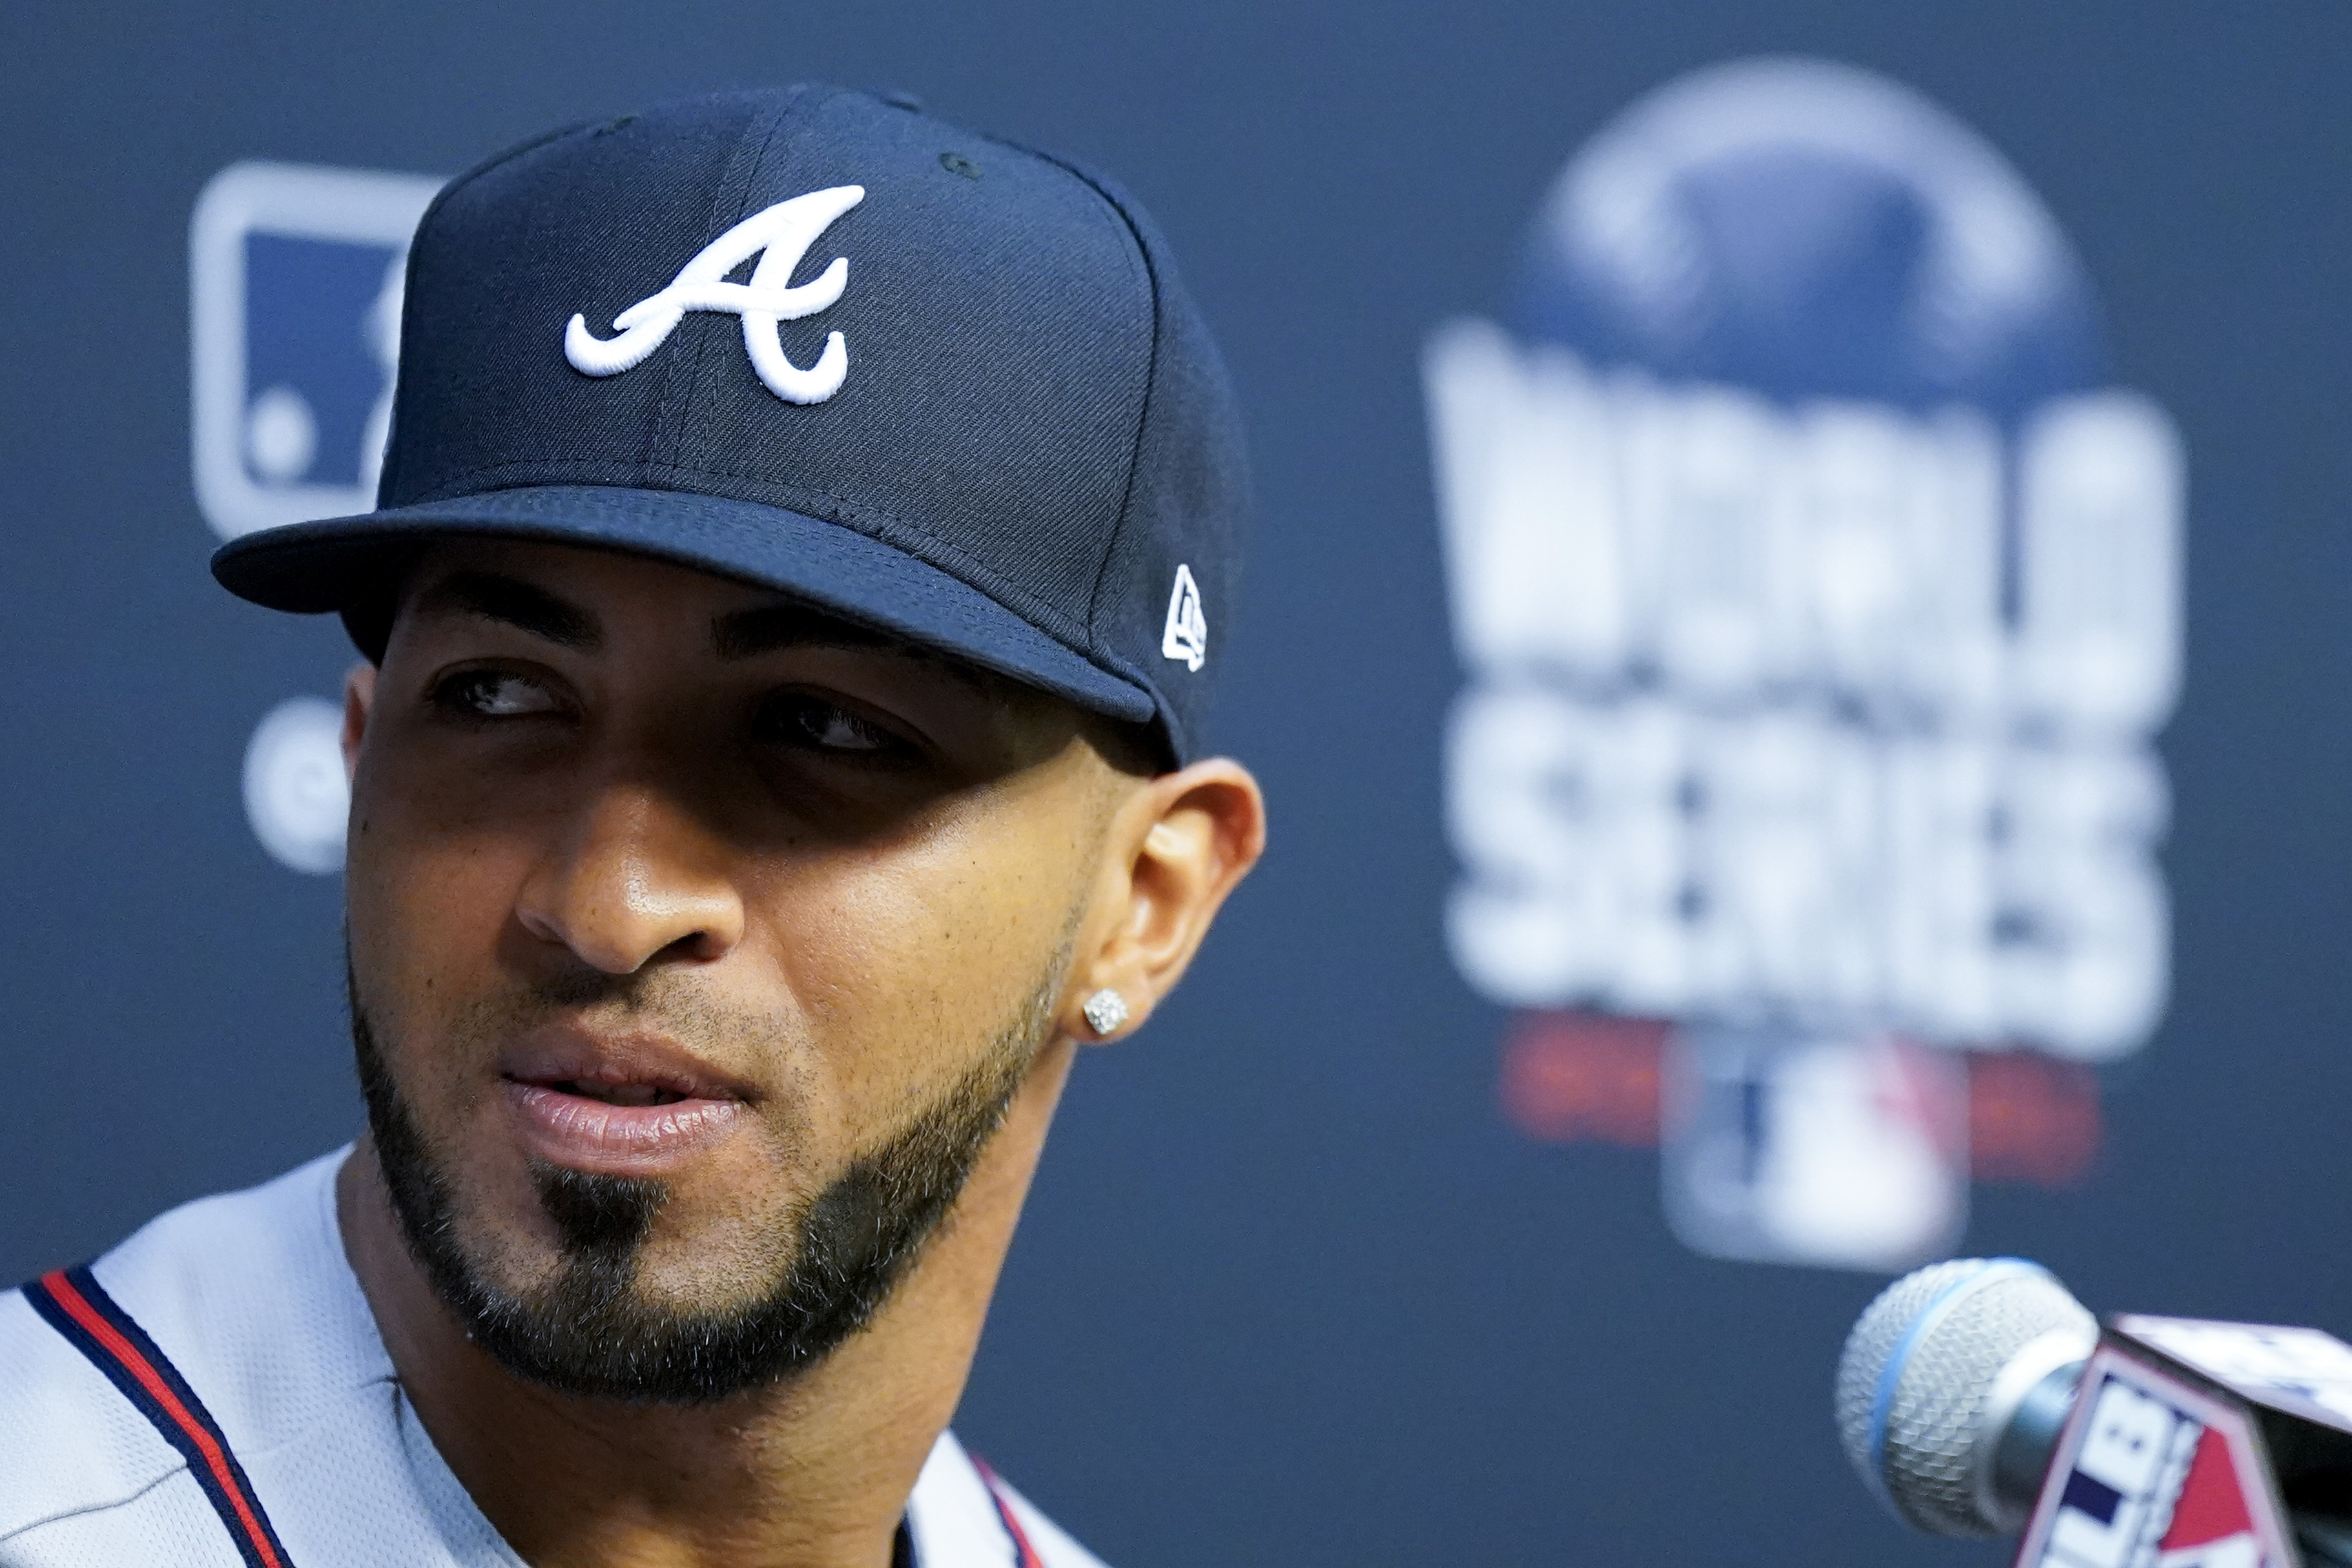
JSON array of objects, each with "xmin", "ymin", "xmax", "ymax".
[
  {"xmin": 362, "ymin": 1089, "xmax": 969, "ymax": 1404},
  {"xmin": 396, "ymin": 1192, "xmax": 835, "ymax": 1404},
  {"xmin": 347, "ymin": 951, "xmax": 1048, "ymax": 1402}
]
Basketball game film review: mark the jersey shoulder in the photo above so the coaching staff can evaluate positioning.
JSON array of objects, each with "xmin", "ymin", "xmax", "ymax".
[
  {"xmin": 0, "ymin": 1284, "xmax": 196, "ymax": 1547},
  {"xmin": 0, "ymin": 1150, "xmax": 378, "ymax": 1559}
]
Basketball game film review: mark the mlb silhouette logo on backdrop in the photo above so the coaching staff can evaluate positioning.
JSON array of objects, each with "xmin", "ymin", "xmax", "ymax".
[
  {"xmin": 191, "ymin": 160, "xmax": 439, "ymax": 876},
  {"xmin": 191, "ymin": 161, "xmax": 440, "ymax": 541}
]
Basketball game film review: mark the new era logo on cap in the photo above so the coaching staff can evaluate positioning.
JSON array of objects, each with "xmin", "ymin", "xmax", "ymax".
[
  {"xmin": 211, "ymin": 85, "xmax": 1249, "ymax": 765},
  {"xmin": 1162, "ymin": 564, "xmax": 1207, "ymax": 673}
]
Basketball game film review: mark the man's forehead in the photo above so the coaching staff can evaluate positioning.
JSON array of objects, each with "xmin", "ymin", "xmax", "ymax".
[
  {"xmin": 384, "ymin": 538, "xmax": 1167, "ymax": 774},
  {"xmin": 397, "ymin": 540, "xmax": 990, "ymax": 687}
]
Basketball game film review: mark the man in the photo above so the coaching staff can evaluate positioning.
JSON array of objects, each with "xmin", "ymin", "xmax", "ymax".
[{"xmin": 1, "ymin": 85, "xmax": 1263, "ymax": 1568}]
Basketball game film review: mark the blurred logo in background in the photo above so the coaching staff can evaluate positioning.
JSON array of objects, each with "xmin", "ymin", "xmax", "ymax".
[
  {"xmin": 191, "ymin": 160, "xmax": 440, "ymax": 874},
  {"xmin": 1426, "ymin": 59, "xmax": 2182, "ymax": 1269},
  {"xmin": 242, "ymin": 696, "xmax": 352, "ymax": 876},
  {"xmin": 192, "ymin": 161, "xmax": 439, "ymax": 540}
]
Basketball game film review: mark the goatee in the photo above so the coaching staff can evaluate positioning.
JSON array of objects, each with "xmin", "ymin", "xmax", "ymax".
[{"xmin": 349, "ymin": 962, "xmax": 1052, "ymax": 1403}]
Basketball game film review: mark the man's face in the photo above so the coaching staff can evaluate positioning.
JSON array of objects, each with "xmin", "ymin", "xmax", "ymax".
[{"xmin": 344, "ymin": 540, "xmax": 1134, "ymax": 1401}]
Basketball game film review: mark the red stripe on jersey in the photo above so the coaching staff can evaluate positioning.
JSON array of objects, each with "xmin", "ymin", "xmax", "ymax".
[
  {"xmin": 36, "ymin": 1269, "xmax": 288, "ymax": 1568},
  {"xmin": 973, "ymin": 1458, "xmax": 1047, "ymax": 1568}
]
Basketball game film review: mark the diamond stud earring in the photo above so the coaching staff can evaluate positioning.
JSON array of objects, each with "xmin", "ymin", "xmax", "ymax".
[{"xmin": 1081, "ymin": 988, "xmax": 1130, "ymax": 1037}]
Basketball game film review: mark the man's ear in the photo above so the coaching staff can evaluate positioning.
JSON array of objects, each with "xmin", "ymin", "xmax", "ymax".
[
  {"xmin": 1062, "ymin": 758, "xmax": 1266, "ymax": 1041},
  {"xmin": 342, "ymin": 662, "xmax": 378, "ymax": 785}
]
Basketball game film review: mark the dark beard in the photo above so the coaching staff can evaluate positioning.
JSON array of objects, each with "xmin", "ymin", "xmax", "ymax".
[{"xmin": 350, "ymin": 965, "xmax": 1051, "ymax": 1404}]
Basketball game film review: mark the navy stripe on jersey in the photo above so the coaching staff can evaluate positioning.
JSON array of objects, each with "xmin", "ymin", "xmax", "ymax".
[{"xmin": 23, "ymin": 1265, "xmax": 296, "ymax": 1568}]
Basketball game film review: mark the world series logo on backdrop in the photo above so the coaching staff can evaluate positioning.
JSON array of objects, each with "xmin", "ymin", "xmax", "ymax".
[{"xmin": 1425, "ymin": 59, "xmax": 2183, "ymax": 1269}]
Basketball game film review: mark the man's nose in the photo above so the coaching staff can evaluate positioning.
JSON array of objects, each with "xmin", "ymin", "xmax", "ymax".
[{"xmin": 513, "ymin": 784, "xmax": 745, "ymax": 974}]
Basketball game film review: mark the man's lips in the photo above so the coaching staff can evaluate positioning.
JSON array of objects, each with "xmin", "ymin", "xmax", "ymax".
[{"xmin": 500, "ymin": 1031, "xmax": 756, "ymax": 1177}]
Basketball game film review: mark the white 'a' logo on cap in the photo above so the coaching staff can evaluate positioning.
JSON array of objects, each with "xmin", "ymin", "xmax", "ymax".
[
  {"xmin": 1162, "ymin": 564, "xmax": 1208, "ymax": 673},
  {"xmin": 564, "ymin": 185, "xmax": 865, "ymax": 404}
]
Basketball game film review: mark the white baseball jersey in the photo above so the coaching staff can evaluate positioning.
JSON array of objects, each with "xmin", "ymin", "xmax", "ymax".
[{"xmin": 0, "ymin": 1150, "xmax": 1106, "ymax": 1568}]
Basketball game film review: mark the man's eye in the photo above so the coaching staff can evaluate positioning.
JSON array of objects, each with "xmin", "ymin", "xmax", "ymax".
[
  {"xmin": 431, "ymin": 670, "xmax": 562, "ymax": 717},
  {"xmin": 767, "ymin": 694, "xmax": 903, "ymax": 756}
]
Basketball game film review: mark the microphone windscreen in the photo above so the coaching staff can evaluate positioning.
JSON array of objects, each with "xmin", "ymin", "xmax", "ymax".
[{"xmin": 1835, "ymin": 1257, "xmax": 2096, "ymax": 1536}]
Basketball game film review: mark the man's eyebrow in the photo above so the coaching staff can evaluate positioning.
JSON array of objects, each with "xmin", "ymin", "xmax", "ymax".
[
  {"xmin": 712, "ymin": 604, "xmax": 991, "ymax": 691},
  {"xmin": 712, "ymin": 603, "xmax": 894, "ymax": 660},
  {"xmin": 407, "ymin": 572, "xmax": 603, "ymax": 651}
]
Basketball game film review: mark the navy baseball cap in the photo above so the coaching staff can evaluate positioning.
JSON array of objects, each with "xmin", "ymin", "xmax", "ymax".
[{"xmin": 211, "ymin": 85, "xmax": 1248, "ymax": 765}]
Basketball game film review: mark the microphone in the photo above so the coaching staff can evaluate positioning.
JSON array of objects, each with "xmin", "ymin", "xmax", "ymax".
[
  {"xmin": 1835, "ymin": 1258, "xmax": 2352, "ymax": 1565},
  {"xmin": 1835, "ymin": 1257, "xmax": 2097, "ymax": 1536}
]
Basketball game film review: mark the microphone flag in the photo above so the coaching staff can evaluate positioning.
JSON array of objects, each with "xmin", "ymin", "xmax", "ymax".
[{"xmin": 2014, "ymin": 1316, "xmax": 2352, "ymax": 1568}]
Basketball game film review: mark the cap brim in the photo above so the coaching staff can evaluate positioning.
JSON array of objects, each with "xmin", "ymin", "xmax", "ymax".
[{"xmin": 211, "ymin": 485, "xmax": 1157, "ymax": 726}]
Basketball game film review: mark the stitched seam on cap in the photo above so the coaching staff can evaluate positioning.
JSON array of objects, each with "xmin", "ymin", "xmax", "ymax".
[
  {"xmin": 650, "ymin": 96, "xmax": 797, "ymax": 472},
  {"xmin": 677, "ymin": 85, "xmax": 846, "ymax": 477},
  {"xmin": 378, "ymin": 117, "xmax": 594, "ymax": 501},
  {"xmin": 1010, "ymin": 148, "xmax": 1160, "ymax": 665}
]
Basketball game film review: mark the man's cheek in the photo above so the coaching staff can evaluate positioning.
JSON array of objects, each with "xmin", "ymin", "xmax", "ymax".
[
  {"xmin": 360, "ymin": 835, "xmax": 509, "ymax": 993},
  {"xmin": 352, "ymin": 892, "xmax": 503, "ymax": 1130},
  {"xmin": 809, "ymin": 829, "xmax": 1066, "ymax": 987}
]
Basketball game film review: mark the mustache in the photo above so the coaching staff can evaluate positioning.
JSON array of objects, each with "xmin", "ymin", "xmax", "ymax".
[
  {"xmin": 444, "ymin": 959, "xmax": 787, "ymax": 1064},
  {"xmin": 498, "ymin": 959, "xmax": 710, "ymax": 1016}
]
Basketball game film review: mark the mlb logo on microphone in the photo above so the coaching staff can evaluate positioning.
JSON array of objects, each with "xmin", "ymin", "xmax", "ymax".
[
  {"xmin": 2021, "ymin": 1356, "xmax": 2294, "ymax": 1568},
  {"xmin": 191, "ymin": 161, "xmax": 440, "ymax": 541}
]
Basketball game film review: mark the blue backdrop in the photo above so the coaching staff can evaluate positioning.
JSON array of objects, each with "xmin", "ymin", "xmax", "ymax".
[{"xmin": 6, "ymin": 5, "xmax": 2351, "ymax": 1563}]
